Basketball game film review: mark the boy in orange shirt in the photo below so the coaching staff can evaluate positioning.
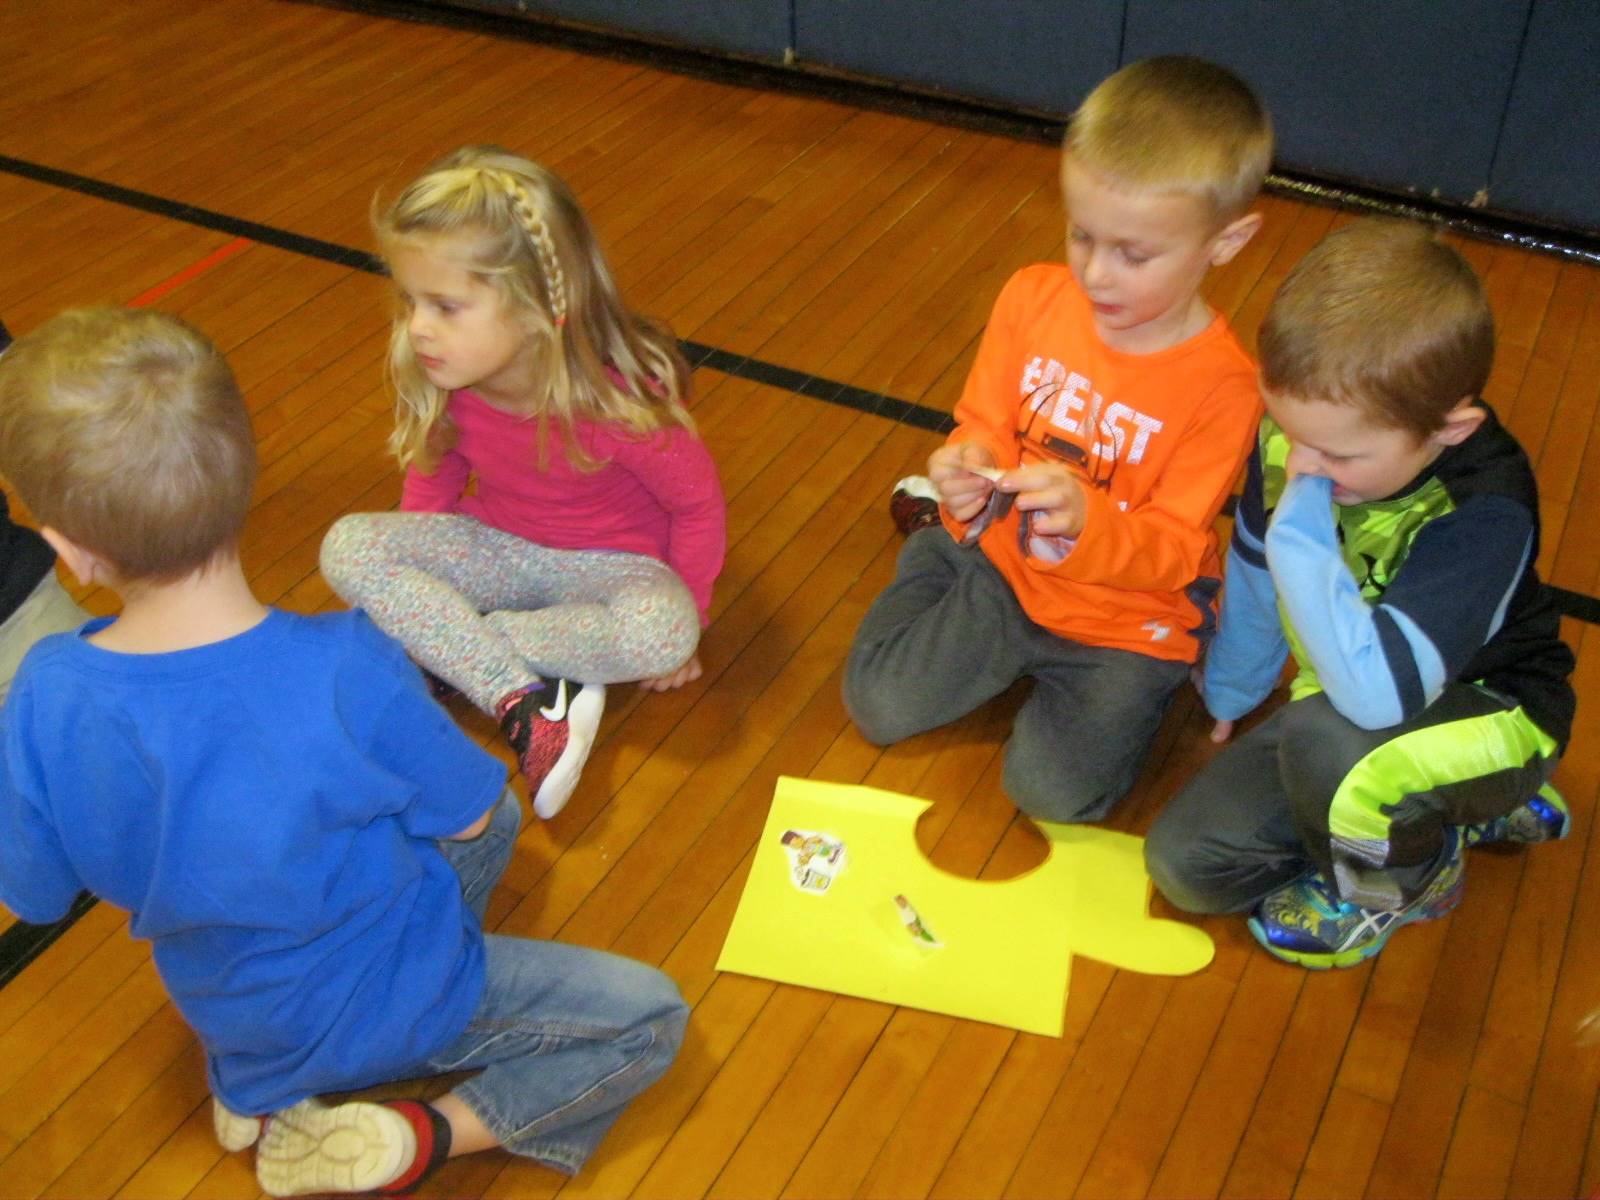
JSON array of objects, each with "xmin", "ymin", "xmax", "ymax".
[{"xmin": 846, "ymin": 56, "xmax": 1271, "ymax": 822}]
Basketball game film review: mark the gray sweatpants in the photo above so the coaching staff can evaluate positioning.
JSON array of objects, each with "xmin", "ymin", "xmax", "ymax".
[
  {"xmin": 320, "ymin": 512, "xmax": 699, "ymax": 714},
  {"xmin": 1144, "ymin": 686, "xmax": 1557, "ymax": 914},
  {"xmin": 842, "ymin": 528, "xmax": 1188, "ymax": 823}
]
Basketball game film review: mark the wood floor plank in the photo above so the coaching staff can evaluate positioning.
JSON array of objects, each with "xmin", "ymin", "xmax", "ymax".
[
  {"xmin": 114, "ymin": 1098, "xmax": 228, "ymax": 1200},
  {"xmin": 1505, "ymin": 633, "xmax": 1600, "ymax": 1200},
  {"xmin": 0, "ymin": 902, "xmax": 124, "ymax": 1037},
  {"xmin": 1435, "ymin": 1085, "xmax": 1522, "ymax": 1200},
  {"xmin": 1356, "ymin": 848, "xmax": 1525, "ymax": 1198},
  {"xmin": 38, "ymin": 1044, "xmax": 211, "ymax": 1200},
  {"xmin": 0, "ymin": 962, "xmax": 172, "ymax": 1145},
  {"xmin": 1145, "ymin": 954, "xmax": 1304, "ymax": 1198},
  {"xmin": 0, "ymin": 924, "xmax": 150, "ymax": 1107},
  {"xmin": 0, "ymin": 1006, "xmax": 193, "ymax": 1200},
  {"xmin": 1219, "ymin": 968, "xmax": 1370, "ymax": 1198}
]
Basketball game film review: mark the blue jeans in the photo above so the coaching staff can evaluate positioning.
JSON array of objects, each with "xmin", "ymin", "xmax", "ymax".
[{"xmin": 431, "ymin": 788, "xmax": 689, "ymax": 1174}]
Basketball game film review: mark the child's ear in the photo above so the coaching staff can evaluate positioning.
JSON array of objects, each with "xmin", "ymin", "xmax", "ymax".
[
  {"xmin": 40, "ymin": 528, "xmax": 111, "ymax": 588},
  {"xmin": 1209, "ymin": 211, "xmax": 1264, "ymax": 266},
  {"xmin": 1432, "ymin": 397, "xmax": 1488, "ymax": 448}
]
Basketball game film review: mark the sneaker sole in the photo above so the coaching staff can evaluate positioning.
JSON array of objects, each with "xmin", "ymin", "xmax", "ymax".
[
  {"xmin": 255, "ymin": 1101, "xmax": 414, "ymax": 1197},
  {"xmin": 533, "ymin": 682, "xmax": 606, "ymax": 819}
]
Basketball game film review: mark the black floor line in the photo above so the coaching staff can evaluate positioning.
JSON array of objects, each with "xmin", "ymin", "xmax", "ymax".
[{"xmin": 0, "ymin": 893, "xmax": 99, "ymax": 990}]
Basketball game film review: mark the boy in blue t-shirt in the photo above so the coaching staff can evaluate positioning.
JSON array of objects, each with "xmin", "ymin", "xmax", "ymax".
[
  {"xmin": 1144, "ymin": 220, "xmax": 1577, "ymax": 969},
  {"xmin": 0, "ymin": 309, "xmax": 688, "ymax": 1195}
]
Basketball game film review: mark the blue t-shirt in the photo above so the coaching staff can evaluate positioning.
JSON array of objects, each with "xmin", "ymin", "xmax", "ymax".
[{"xmin": 0, "ymin": 609, "xmax": 507, "ymax": 1113}]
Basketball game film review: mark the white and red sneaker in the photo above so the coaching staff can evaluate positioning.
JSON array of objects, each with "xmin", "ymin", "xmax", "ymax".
[
  {"xmin": 496, "ymin": 677, "xmax": 606, "ymax": 818},
  {"xmin": 889, "ymin": 475, "xmax": 942, "ymax": 537}
]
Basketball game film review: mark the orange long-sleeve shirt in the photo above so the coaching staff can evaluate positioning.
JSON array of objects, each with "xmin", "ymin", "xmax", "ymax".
[{"xmin": 943, "ymin": 264, "xmax": 1262, "ymax": 663}]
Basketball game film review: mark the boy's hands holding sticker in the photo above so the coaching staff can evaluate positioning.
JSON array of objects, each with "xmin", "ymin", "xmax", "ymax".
[
  {"xmin": 928, "ymin": 442, "xmax": 999, "ymax": 523},
  {"xmin": 1002, "ymin": 462, "xmax": 1088, "ymax": 539}
]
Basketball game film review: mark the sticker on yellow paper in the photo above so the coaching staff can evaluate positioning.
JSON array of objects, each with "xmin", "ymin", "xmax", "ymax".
[
  {"xmin": 779, "ymin": 828, "xmax": 847, "ymax": 894},
  {"xmin": 716, "ymin": 777, "xmax": 1213, "ymax": 1036}
]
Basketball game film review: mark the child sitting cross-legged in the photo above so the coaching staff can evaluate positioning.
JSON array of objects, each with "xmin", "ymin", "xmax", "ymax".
[
  {"xmin": 0, "ymin": 308, "xmax": 689, "ymax": 1195},
  {"xmin": 1144, "ymin": 219, "xmax": 1578, "ymax": 969},
  {"xmin": 321, "ymin": 145, "xmax": 726, "ymax": 821}
]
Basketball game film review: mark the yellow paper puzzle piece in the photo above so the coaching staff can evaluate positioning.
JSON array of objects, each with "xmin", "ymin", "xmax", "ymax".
[{"xmin": 715, "ymin": 777, "xmax": 1213, "ymax": 1036}]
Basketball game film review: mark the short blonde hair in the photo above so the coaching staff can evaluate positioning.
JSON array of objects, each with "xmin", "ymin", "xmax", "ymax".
[
  {"xmin": 375, "ymin": 144, "xmax": 692, "ymax": 473},
  {"xmin": 0, "ymin": 308, "xmax": 255, "ymax": 581},
  {"xmin": 1066, "ymin": 55, "xmax": 1273, "ymax": 221},
  {"xmin": 1259, "ymin": 219, "xmax": 1494, "ymax": 437}
]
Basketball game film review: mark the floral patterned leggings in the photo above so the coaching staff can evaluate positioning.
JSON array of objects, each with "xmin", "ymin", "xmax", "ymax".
[{"xmin": 320, "ymin": 513, "xmax": 700, "ymax": 714}]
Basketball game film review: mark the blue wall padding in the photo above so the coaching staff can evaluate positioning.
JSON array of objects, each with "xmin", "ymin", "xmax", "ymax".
[
  {"xmin": 1121, "ymin": 0, "xmax": 1531, "ymax": 207},
  {"xmin": 791, "ymin": 1, "xmax": 1121, "ymax": 116},
  {"xmin": 1489, "ymin": 4, "xmax": 1600, "ymax": 231}
]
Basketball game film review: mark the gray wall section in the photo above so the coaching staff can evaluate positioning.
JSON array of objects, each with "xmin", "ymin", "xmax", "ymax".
[
  {"xmin": 791, "ymin": 1, "xmax": 1122, "ymax": 116},
  {"xmin": 1489, "ymin": 3, "xmax": 1600, "ymax": 233},
  {"xmin": 429, "ymin": 1, "xmax": 1600, "ymax": 232},
  {"xmin": 1121, "ymin": 0, "xmax": 1531, "ymax": 207}
]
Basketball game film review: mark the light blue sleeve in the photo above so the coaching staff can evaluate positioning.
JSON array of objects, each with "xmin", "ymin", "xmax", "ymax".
[
  {"xmin": 1202, "ymin": 520, "xmax": 1289, "ymax": 722},
  {"xmin": 1264, "ymin": 475, "xmax": 1446, "ymax": 729}
]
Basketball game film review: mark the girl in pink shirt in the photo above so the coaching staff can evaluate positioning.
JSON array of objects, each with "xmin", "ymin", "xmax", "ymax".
[{"xmin": 322, "ymin": 146, "xmax": 726, "ymax": 819}]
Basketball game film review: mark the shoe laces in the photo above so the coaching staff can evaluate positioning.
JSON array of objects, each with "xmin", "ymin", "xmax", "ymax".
[{"xmin": 1303, "ymin": 873, "xmax": 1358, "ymax": 919}]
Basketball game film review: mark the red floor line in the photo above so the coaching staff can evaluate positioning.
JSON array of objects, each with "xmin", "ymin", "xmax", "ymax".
[{"xmin": 126, "ymin": 236, "xmax": 253, "ymax": 308}]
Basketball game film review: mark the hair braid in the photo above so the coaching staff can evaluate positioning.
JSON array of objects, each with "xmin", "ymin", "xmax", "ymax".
[{"xmin": 494, "ymin": 170, "xmax": 568, "ymax": 327}]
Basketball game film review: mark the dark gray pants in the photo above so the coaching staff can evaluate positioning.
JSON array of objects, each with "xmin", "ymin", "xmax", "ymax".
[
  {"xmin": 843, "ymin": 529, "xmax": 1187, "ymax": 823},
  {"xmin": 1144, "ymin": 686, "xmax": 1556, "ymax": 913}
]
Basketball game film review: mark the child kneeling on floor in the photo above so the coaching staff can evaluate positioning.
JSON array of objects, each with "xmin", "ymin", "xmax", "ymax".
[
  {"xmin": 0, "ymin": 308, "xmax": 688, "ymax": 1195},
  {"xmin": 1144, "ymin": 220, "xmax": 1577, "ymax": 969}
]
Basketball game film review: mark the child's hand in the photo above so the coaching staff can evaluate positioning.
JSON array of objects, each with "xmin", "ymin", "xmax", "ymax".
[
  {"xmin": 928, "ymin": 442, "xmax": 997, "ymax": 523},
  {"xmin": 639, "ymin": 654, "xmax": 702, "ymax": 693},
  {"xmin": 1003, "ymin": 462, "xmax": 1088, "ymax": 539},
  {"xmin": 1190, "ymin": 665, "xmax": 1233, "ymax": 743}
]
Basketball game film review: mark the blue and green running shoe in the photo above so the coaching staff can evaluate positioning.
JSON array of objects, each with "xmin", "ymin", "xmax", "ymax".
[
  {"xmin": 1460, "ymin": 783, "xmax": 1570, "ymax": 849},
  {"xmin": 1248, "ymin": 829, "xmax": 1464, "ymax": 969}
]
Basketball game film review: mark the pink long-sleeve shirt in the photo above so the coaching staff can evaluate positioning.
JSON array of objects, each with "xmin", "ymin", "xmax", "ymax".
[{"xmin": 401, "ymin": 389, "xmax": 727, "ymax": 622}]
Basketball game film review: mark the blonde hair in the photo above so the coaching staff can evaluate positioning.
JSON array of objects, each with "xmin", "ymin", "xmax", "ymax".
[
  {"xmin": 0, "ymin": 308, "xmax": 256, "ymax": 581},
  {"xmin": 1066, "ymin": 55, "xmax": 1273, "ymax": 221},
  {"xmin": 375, "ymin": 145, "xmax": 693, "ymax": 472},
  {"xmin": 1259, "ymin": 219, "xmax": 1494, "ymax": 437}
]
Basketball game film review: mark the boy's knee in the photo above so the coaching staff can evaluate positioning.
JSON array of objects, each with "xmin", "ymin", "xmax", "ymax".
[
  {"xmin": 1143, "ymin": 819, "xmax": 1235, "ymax": 915},
  {"xmin": 840, "ymin": 665, "xmax": 912, "ymax": 747},
  {"xmin": 1003, "ymin": 752, "xmax": 1122, "ymax": 825},
  {"xmin": 1277, "ymin": 694, "xmax": 1358, "ymax": 761},
  {"xmin": 633, "ymin": 968, "xmax": 690, "ymax": 1072},
  {"xmin": 1276, "ymin": 695, "xmax": 1368, "ymax": 820},
  {"xmin": 491, "ymin": 786, "xmax": 524, "ymax": 841}
]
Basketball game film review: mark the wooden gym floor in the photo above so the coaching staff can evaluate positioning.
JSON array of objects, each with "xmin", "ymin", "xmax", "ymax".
[{"xmin": 0, "ymin": 1, "xmax": 1597, "ymax": 1196}]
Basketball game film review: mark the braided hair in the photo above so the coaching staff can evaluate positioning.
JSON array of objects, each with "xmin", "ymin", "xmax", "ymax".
[{"xmin": 375, "ymin": 145, "xmax": 691, "ymax": 472}]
